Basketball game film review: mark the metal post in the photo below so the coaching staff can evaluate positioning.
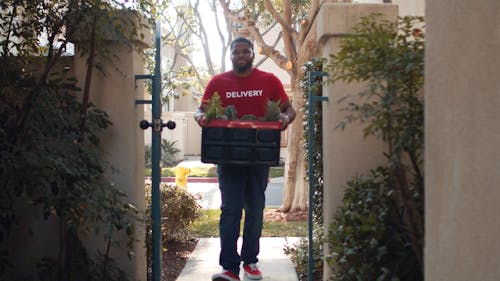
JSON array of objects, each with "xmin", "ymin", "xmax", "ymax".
[
  {"xmin": 307, "ymin": 71, "xmax": 328, "ymax": 281},
  {"xmin": 151, "ymin": 21, "xmax": 162, "ymax": 281},
  {"xmin": 136, "ymin": 20, "xmax": 176, "ymax": 281}
]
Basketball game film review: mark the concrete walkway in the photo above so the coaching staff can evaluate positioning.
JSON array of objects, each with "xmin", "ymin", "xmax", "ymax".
[
  {"xmin": 176, "ymin": 237, "xmax": 301, "ymax": 281},
  {"xmin": 175, "ymin": 158, "xmax": 301, "ymax": 281}
]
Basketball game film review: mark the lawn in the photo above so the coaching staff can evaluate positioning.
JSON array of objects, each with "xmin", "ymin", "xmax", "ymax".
[{"xmin": 190, "ymin": 208, "xmax": 308, "ymax": 238}]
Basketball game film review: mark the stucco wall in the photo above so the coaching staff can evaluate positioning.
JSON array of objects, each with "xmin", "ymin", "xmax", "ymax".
[
  {"xmin": 72, "ymin": 20, "xmax": 150, "ymax": 281},
  {"xmin": 315, "ymin": 3, "xmax": 398, "ymax": 279},
  {"xmin": 6, "ymin": 43, "xmax": 148, "ymax": 278},
  {"xmin": 425, "ymin": 1, "xmax": 500, "ymax": 280}
]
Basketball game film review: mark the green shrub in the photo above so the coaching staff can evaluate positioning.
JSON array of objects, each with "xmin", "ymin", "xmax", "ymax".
[
  {"xmin": 301, "ymin": 58, "xmax": 326, "ymax": 226},
  {"xmin": 0, "ymin": 63, "xmax": 139, "ymax": 281},
  {"xmin": 161, "ymin": 139, "xmax": 181, "ymax": 167},
  {"xmin": 144, "ymin": 139, "xmax": 181, "ymax": 169},
  {"xmin": 284, "ymin": 57, "xmax": 325, "ymax": 281},
  {"xmin": 326, "ymin": 15, "xmax": 425, "ymax": 279},
  {"xmin": 145, "ymin": 145, "xmax": 152, "ymax": 168},
  {"xmin": 145, "ymin": 182, "xmax": 202, "ymax": 242},
  {"xmin": 145, "ymin": 182, "xmax": 202, "ymax": 280},
  {"xmin": 327, "ymin": 168, "xmax": 421, "ymax": 281},
  {"xmin": 284, "ymin": 226, "xmax": 324, "ymax": 281}
]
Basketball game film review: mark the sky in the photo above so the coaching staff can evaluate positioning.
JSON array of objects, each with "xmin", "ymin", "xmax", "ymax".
[{"xmin": 191, "ymin": 0, "xmax": 231, "ymax": 71}]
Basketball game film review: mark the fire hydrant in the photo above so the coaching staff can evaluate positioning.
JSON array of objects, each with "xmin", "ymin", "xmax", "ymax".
[{"xmin": 173, "ymin": 166, "xmax": 190, "ymax": 188}]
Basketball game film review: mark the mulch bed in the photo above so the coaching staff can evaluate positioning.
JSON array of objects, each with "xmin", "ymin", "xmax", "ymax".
[{"xmin": 162, "ymin": 238, "xmax": 199, "ymax": 281}]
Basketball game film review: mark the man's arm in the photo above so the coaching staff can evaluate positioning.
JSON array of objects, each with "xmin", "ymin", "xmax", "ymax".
[{"xmin": 279, "ymin": 100, "xmax": 296, "ymax": 131}]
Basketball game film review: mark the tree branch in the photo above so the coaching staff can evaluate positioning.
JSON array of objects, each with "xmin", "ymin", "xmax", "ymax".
[
  {"xmin": 278, "ymin": 0, "xmax": 297, "ymax": 65},
  {"xmin": 298, "ymin": 0, "xmax": 321, "ymax": 43},
  {"xmin": 212, "ymin": 0, "xmax": 231, "ymax": 71},
  {"xmin": 262, "ymin": 0, "xmax": 296, "ymax": 36},
  {"xmin": 177, "ymin": 52, "xmax": 206, "ymax": 88},
  {"xmin": 218, "ymin": 0, "xmax": 291, "ymax": 74},
  {"xmin": 192, "ymin": 0, "xmax": 216, "ymax": 75},
  {"xmin": 254, "ymin": 30, "xmax": 281, "ymax": 68}
]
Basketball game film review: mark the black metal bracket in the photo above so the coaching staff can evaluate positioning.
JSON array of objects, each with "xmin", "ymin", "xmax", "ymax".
[
  {"xmin": 139, "ymin": 119, "xmax": 176, "ymax": 131},
  {"xmin": 134, "ymin": 74, "xmax": 154, "ymax": 105}
]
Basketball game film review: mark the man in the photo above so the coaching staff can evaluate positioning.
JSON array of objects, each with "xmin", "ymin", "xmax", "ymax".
[{"xmin": 194, "ymin": 37, "xmax": 296, "ymax": 281}]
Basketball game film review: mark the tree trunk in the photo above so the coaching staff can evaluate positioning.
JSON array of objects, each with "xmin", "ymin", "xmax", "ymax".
[
  {"xmin": 280, "ymin": 72, "xmax": 304, "ymax": 212},
  {"xmin": 293, "ymin": 151, "xmax": 308, "ymax": 210},
  {"xmin": 280, "ymin": 40, "xmax": 318, "ymax": 212}
]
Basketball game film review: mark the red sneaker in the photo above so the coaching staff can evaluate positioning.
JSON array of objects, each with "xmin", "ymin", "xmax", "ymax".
[
  {"xmin": 243, "ymin": 263, "xmax": 263, "ymax": 280},
  {"xmin": 212, "ymin": 270, "xmax": 241, "ymax": 281}
]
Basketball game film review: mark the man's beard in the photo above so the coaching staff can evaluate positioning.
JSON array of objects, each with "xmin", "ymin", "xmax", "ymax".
[{"xmin": 233, "ymin": 59, "xmax": 253, "ymax": 73}]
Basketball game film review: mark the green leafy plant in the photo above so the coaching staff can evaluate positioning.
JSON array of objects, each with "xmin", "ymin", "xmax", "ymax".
[
  {"xmin": 204, "ymin": 93, "xmax": 283, "ymax": 122},
  {"xmin": 284, "ymin": 226, "xmax": 324, "ymax": 281},
  {"xmin": 263, "ymin": 100, "xmax": 281, "ymax": 121},
  {"xmin": 144, "ymin": 182, "xmax": 202, "ymax": 280},
  {"xmin": 161, "ymin": 139, "xmax": 181, "ymax": 167},
  {"xmin": 205, "ymin": 92, "xmax": 226, "ymax": 122},
  {"xmin": 0, "ymin": 1, "xmax": 155, "ymax": 280},
  {"xmin": 301, "ymin": 58, "xmax": 326, "ymax": 225},
  {"xmin": 145, "ymin": 145, "xmax": 153, "ymax": 168},
  {"xmin": 327, "ymin": 168, "xmax": 421, "ymax": 281},
  {"xmin": 240, "ymin": 114, "xmax": 258, "ymax": 120},
  {"xmin": 325, "ymin": 15, "xmax": 425, "ymax": 278},
  {"xmin": 0, "ymin": 69, "xmax": 140, "ymax": 281},
  {"xmin": 144, "ymin": 182, "xmax": 202, "ymax": 242},
  {"xmin": 224, "ymin": 105, "xmax": 238, "ymax": 120},
  {"xmin": 284, "ymin": 58, "xmax": 326, "ymax": 281},
  {"xmin": 144, "ymin": 140, "xmax": 181, "ymax": 168}
]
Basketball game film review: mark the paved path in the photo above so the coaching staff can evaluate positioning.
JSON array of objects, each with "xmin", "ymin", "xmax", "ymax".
[
  {"xmin": 175, "ymin": 159, "xmax": 300, "ymax": 281},
  {"xmin": 176, "ymin": 237, "xmax": 300, "ymax": 281}
]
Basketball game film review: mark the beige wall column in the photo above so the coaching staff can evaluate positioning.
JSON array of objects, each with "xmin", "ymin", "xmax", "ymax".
[
  {"xmin": 73, "ymin": 20, "xmax": 149, "ymax": 281},
  {"xmin": 315, "ymin": 3, "xmax": 398, "ymax": 279},
  {"xmin": 425, "ymin": 1, "xmax": 500, "ymax": 280}
]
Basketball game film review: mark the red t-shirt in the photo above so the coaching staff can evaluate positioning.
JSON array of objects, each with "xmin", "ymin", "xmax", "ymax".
[{"xmin": 201, "ymin": 68, "xmax": 289, "ymax": 118}]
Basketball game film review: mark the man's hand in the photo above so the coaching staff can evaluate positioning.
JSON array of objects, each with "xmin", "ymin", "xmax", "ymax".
[
  {"xmin": 194, "ymin": 109, "xmax": 205, "ymax": 126},
  {"xmin": 279, "ymin": 113, "xmax": 291, "ymax": 131},
  {"xmin": 279, "ymin": 101, "xmax": 295, "ymax": 131}
]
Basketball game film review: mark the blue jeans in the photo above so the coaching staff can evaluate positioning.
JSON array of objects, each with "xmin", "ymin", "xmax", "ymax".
[{"xmin": 217, "ymin": 165, "xmax": 269, "ymax": 275}]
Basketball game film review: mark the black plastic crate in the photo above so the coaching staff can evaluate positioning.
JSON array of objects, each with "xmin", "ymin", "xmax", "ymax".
[{"xmin": 201, "ymin": 120, "xmax": 281, "ymax": 166}]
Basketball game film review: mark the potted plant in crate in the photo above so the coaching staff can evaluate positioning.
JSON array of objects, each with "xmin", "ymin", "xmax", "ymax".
[{"xmin": 201, "ymin": 93, "xmax": 282, "ymax": 166}]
